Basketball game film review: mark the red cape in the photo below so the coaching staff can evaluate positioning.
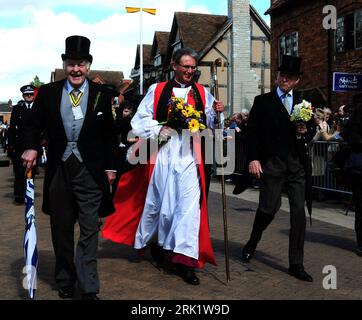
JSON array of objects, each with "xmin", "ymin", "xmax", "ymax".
[{"xmin": 102, "ymin": 82, "xmax": 216, "ymax": 268}]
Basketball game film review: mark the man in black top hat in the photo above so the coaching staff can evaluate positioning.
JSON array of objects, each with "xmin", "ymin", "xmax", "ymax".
[
  {"xmin": 21, "ymin": 35, "xmax": 118, "ymax": 300},
  {"xmin": 241, "ymin": 55, "xmax": 316, "ymax": 282},
  {"xmin": 8, "ymin": 84, "xmax": 36, "ymax": 204}
]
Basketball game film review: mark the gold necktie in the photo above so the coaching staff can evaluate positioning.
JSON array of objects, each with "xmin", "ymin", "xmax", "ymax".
[{"xmin": 70, "ymin": 89, "xmax": 82, "ymax": 107}]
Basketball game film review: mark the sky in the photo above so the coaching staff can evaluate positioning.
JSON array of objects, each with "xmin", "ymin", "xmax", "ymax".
[{"xmin": 0, "ymin": 0, "xmax": 270, "ymax": 104}]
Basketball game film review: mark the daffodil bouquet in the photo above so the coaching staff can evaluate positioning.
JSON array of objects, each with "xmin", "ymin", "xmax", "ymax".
[
  {"xmin": 290, "ymin": 100, "xmax": 313, "ymax": 122},
  {"xmin": 160, "ymin": 97, "xmax": 206, "ymax": 133}
]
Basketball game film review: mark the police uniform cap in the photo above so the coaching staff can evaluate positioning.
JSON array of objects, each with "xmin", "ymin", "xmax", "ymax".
[{"xmin": 20, "ymin": 85, "xmax": 35, "ymax": 95}]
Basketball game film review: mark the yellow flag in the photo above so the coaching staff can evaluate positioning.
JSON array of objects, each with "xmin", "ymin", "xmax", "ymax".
[
  {"xmin": 125, "ymin": 7, "xmax": 141, "ymax": 13},
  {"xmin": 125, "ymin": 7, "xmax": 156, "ymax": 15},
  {"xmin": 143, "ymin": 8, "xmax": 156, "ymax": 15}
]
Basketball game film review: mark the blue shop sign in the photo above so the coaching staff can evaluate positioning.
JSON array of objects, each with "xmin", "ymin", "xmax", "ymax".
[{"xmin": 333, "ymin": 72, "xmax": 362, "ymax": 92}]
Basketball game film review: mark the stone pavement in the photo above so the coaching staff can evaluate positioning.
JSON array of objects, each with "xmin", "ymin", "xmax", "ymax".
[{"xmin": 0, "ymin": 159, "xmax": 362, "ymax": 301}]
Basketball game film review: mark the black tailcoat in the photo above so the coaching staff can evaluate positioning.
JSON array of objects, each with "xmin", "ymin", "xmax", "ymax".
[
  {"xmin": 22, "ymin": 79, "xmax": 118, "ymax": 217},
  {"xmin": 247, "ymin": 89, "xmax": 315, "ymax": 165},
  {"xmin": 246, "ymin": 89, "xmax": 316, "ymax": 217}
]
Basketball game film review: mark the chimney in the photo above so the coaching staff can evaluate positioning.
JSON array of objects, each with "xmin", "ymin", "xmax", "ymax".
[{"xmin": 228, "ymin": 0, "xmax": 259, "ymax": 113}]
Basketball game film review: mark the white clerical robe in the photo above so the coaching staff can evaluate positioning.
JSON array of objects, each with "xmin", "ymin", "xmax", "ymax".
[{"xmin": 131, "ymin": 83, "xmax": 219, "ymax": 259}]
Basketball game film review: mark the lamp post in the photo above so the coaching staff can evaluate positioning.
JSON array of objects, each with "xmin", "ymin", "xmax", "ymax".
[{"xmin": 126, "ymin": 2, "xmax": 156, "ymax": 95}]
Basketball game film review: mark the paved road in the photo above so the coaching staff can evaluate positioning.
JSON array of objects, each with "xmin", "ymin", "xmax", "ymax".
[{"xmin": 0, "ymin": 161, "xmax": 361, "ymax": 300}]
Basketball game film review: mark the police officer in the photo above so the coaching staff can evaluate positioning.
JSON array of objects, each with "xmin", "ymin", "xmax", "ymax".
[{"xmin": 8, "ymin": 85, "xmax": 36, "ymax": 204}]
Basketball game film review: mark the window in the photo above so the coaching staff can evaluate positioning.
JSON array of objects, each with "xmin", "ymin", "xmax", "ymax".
[
  {"xmin": 336, "ymin": 17, "xmax": 345, "ymax": 52},
  {"xmin": 154, "ymin": 53, "xmax": 162, "ymax": 67},
  {"xmin": 166, "ymin": 70, "xmax": 174, "ymax": 80},
  {"xmin": 171, "ymin": 40, "xmax": 182, "ymax": 58},
  {"xmin": 335, "ymin": 9, "xmax": 362, "ymax": 52},
  {"xmin": 173, "ymin": 40, "xmax": 182, "ymax": 51},
  {"xmin": 278, "ymin": 32, "xmax": 298, "ymax": 62},
  {"xmin": 345, "ymin": 13, "xmax": 354, "ymax": 50},
  {"xmin": 355, "ymin": 9, "xmax": 362, "ymax": 49}
]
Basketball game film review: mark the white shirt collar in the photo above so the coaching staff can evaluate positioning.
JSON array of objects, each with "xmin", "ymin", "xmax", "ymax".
[
  {"xmin": 277, "ymin": 87, "xmax": 293, "ymax": 99},
  {"xmin": 65, "ymin": 79, "xmax": 88, "ymax": 94}
]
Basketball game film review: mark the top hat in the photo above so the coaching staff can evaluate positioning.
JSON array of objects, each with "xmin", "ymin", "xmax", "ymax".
[
  {"xmin": 20, "ymin": 84, "xmax": 35, "ymax": 95},
  {"xmin": 278, "ymin": 55, "xmax": 302, "ymax": 75},
  {"xmin": 61, "ymin": 35, "xmax": 93, "ymax": 63}
]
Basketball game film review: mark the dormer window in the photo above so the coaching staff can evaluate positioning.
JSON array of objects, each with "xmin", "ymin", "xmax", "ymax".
[
  {"xmin": 154, "ymin": 53, "xmax": 162, "ymax": 67},
  {"xmin": 171, "ymin": 40, "xmax": 182, "ymax": 58}
]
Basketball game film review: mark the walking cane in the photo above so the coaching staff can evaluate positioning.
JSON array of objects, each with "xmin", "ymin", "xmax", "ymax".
[{"xmin": 211, "ymin": 58, "xmax": 230, "ymax": 282}]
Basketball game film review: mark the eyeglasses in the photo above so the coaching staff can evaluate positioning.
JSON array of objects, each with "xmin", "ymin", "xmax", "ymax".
[
  {"xmin": 177, "ymin": 63, "xmax": 197, "ymax": 70},
  {"xmin": 24, "ymin": 93, "xmax": 34, "ymax": 96}
]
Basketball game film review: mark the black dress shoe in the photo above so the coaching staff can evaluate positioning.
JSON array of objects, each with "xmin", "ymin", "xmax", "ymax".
[
  {"xmin": 82, "ymin": 293, "xmax": 100, "ymax": 300},
  {"xmin": 241, "ymin": 243, "xmax": 256, "ymax": 262},
  {"xmin": 288, "ymin": 265, "xmax": 313, "ymax": 282},
  {"xmin": 58, "ymin": 286, "xmax": 75, "ymax": 299},
  {"xmin": 177, "ymin": 265, "xmax": 200, "ymax": 285},
  {"xmin": 232, "ymin": 175, "xmax": 252, "ymax": 195},
  {"xmin": 354, "ymin": 246, "xmax": 362, "ymax": 257},
  {"xmin": 232, "ymin": 184, "xmax": 244, "ymax": 195},
  {"xmin": 150, "ymin": 244, "xmax": 165, "ymax": 264}
]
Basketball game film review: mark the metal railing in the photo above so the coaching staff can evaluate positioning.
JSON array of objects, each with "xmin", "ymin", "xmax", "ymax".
[
  {"xmin": 310, "ymin": 140, "xmax": 352, "ymax": 195},
  {"xmin": 219, "ymin": 136, "xmax": 352, "ymax": 196}
]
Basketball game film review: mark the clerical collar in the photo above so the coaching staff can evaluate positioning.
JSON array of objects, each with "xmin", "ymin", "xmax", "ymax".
[{"xmin": 173, "ymin": 79, "xmax": 191, "ymax": 88}]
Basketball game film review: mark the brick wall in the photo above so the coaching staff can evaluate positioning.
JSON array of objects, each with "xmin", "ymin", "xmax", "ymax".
[{"xmin": 269, "ymin": 0, "xmax": 362, "ymax": 111}]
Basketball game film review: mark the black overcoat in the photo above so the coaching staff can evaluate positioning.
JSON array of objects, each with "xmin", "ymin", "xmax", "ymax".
[
  {"xmin": 8, "ymin": 102, "xmax": 33, "ymax": 155},
  {"xmin": 22, "ymin": 79, "xmax": 118, "ymax": 217},
  {"xmin": 243, "ymin": 89, "xmax": 316, "ymax": 217},
  {"xmin": 247, "ymin": 89, "xmax": 315, "ymax": 165}
]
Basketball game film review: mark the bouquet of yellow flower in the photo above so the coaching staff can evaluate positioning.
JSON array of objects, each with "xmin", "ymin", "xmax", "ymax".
[
  {"xmin": 160, "ymin": 97, "xmax": 206, "ymax": 133},
  {"xmin": 290, "ymin": 99, "xmax": 313, "ymax": 122}
]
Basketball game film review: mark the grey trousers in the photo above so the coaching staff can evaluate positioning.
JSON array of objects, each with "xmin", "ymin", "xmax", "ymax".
[
  {"xmin": 258, "ymin": 154, "xmax": 306, "ymax": 266},
  {"xmin": 49, "ymin": 154, "xmax": 103, "ymax": 294}
]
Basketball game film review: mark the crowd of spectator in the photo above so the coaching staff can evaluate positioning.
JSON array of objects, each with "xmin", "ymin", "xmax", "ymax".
[{"xmin": 0, "ymin": 121, "xmax": 8, "ymax": 152}]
